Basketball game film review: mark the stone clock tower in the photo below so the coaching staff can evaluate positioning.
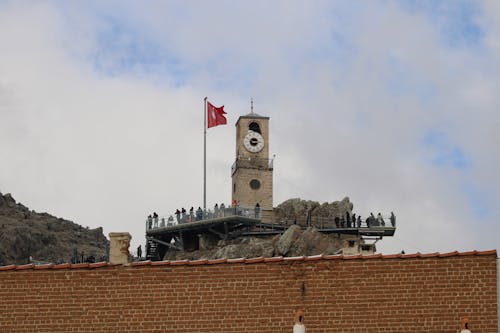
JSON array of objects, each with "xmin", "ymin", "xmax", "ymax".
[{"xmin": 231, "ymin": 109, "xmax": 273, "ymax": 218}]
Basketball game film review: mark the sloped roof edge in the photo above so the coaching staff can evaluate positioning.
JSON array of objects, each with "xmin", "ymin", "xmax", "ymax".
[{"xmin": 0, "ymin": 249, "xmax": 496, "ymax": 271}]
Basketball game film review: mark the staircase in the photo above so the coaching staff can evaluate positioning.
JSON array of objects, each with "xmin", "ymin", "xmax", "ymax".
[{"xmin": 146, "ymin": 239, "xmax": 160, "ymax": 261}]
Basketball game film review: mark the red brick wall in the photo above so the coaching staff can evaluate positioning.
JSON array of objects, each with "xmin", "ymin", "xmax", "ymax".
[{"xmin": 0, "ymin": 253, "xmax": 497, "ymax": 333}]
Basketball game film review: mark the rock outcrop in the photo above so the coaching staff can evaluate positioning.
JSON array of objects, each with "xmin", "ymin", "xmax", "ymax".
[
  {"xmin": 162, "ymin": 197, "xmax": 361, "ymax": 261},
  {"xmin": 163, "ymin": 225, "xmax": 360, "ymax": 261},
  {"xmin": 274, "ymin": 197, "xmax": 354, "ymax": 222},
  {"xmin": 0, "ymin": 191, "xmax": 108, "ymax": 265}
]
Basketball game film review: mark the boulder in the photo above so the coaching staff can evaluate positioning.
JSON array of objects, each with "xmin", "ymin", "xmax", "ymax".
[{"xmin": 275, "ymin": 225, "xmax": 302, "ymax": 256}]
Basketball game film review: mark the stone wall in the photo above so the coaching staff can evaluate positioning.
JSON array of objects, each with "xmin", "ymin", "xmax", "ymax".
[
  {"xmin": 0, "ymin": 251, "xmax": 497, "ymax": 332},
  {"xmin": 232, "ymin": 167, "xmax": 273, "ymax": 212}
]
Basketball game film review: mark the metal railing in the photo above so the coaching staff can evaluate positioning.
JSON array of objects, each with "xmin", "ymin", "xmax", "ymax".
[
  {"xmin": 231, "ymin": 158, "xmax": 273, "ymax": 175},
  {"xmin": 146, "ymin": 209, "xmax": 396, "ymax": 232},
  {"xmin": 146, "ymin": 206, "xmax": 263, "ymax": 231},
  {"xmin": 275, "ymin": 214, "xmax": 396, "ymax": 229}
]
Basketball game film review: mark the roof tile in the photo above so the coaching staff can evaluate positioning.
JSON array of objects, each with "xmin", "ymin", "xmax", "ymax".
[
  {"xmin": 151, "ymin": 261, "xmax": 171, "ymax": 266},
  {"xmin": 264, "ymin": 256, "xmax": 284, "ymax": 263},
  {"xmin": 343, "ymin": 254, "xmax": 362, "ymax": 260},
  {"xmin": 323, "ymin": 254, "xmax": 343, "ymax": 260},
  {"xmin": 439, "ymin": 251, "xmax": 459, "ymax": 258},
  {"xmin": 283, "ymin": 256, "xmax": 305, "ymax": 262},
  {"xmin": 131, "ymin": 260, "xmax": 152, "ymax": 267},
  {"xmin": 89, "ymin": 262, "xmax": 108, "ymax": 269},
  {"xmin": 207, "ymin": 258, "xmax": 227, "ymax": 265},
  {"xmin": 0, "ymin": 250, "xmax": 496, "ymax": 271},
  {"xmin": 0, "ymin": 265, "xmax": 16, "ymax": 271},
  {"xmin": 188, "ymin": 259, "xmax": 208, "ymax": 266},
  {"xmin": 245, "ymin": 257, "xmax": 265, "ymax": 264},
  {"xmin": 227, "ymin": 258, "xmax": 245, "ymax": 264},
  {"xmin": 304, "ymin": 254, "xmax": 324, "ymax": 261}
]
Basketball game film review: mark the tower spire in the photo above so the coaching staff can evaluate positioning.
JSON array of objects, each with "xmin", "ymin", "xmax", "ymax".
[{"xmin": 250, "ymin": 97, "xmax": 254, "ymax": 114}]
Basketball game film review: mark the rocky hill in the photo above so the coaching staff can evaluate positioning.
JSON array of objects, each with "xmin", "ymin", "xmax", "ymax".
[
  {"xmin": 163, "ymin": 197, "xmax": 363, "ymax": 261},
  {"xmin": 0, "ymin": 192, "xmax": 108, "ymax": 265}
]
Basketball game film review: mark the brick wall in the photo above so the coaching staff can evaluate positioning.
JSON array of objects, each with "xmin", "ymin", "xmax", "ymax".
[{"xmin": 0, "ymin": 252, "xmax": 497, "ymax": 332}]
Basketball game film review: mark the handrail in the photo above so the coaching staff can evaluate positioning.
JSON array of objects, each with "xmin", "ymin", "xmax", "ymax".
[
  {"xmin": 146, "ymin": 209, "xmax": 396, "ymax": 232},
  {"xmin": 146, "ymin": 205, "xmax": 262, "ymax": 231},
  {"xmin": 231, "ymin": 158, "xmax": 273, "ymax": 175},
  {"xmin": 275, "ymin": 213, "xmax": 396, "ymax": 229}
]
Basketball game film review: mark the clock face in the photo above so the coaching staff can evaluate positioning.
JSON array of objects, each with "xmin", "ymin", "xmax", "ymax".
[{"xmin": 243, "ymin": 131, "xmax": 264, "ymax": 153}]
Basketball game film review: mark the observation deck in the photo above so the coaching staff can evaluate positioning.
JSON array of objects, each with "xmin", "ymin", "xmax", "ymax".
[{"xmin": 145, "ymin": 207, "xmax": 396, "ymax": 261}]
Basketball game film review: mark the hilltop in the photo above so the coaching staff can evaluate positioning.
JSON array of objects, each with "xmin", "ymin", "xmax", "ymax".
[{"xmin": 0, "ymin": 191, "xmax": 108, "ymax": 265}]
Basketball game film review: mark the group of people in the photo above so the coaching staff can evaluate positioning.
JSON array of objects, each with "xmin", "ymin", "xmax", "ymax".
[
  {"xmin": 146, "ymin": 212, "xmax": 159, "ymax": 229},
  {"xmin": 333, "ymin": 212, "xmax": 396, "ymax": 228},
  {"xmin": 173, "ymin": 204, "xmax": 227, "ymax": 224},
  {"xmin": 146, "ymin": 202, "xmax": 263, "ymax": 229}
]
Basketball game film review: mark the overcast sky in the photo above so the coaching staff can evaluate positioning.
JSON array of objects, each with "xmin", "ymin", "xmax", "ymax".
[{"xmin": 1, "ymin": 1, "xmax": 499, "ymax": 256}]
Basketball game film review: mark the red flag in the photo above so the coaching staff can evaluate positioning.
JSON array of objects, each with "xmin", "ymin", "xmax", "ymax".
[{"xmin": 207, "ymin": 101, "xmax": 227, "ymax": 128}]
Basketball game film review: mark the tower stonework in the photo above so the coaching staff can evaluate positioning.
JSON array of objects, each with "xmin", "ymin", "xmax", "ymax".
[{"xmin": 231, "ymin": 112, "xmax": 273, "ymax": 220}]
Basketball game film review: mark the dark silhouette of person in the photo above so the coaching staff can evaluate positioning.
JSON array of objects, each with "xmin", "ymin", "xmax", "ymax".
[
  {"xmin": 346, "ymin": 212, "xmax": 350, "ymax": 227},
  {"xmin": 153, "ymin": 212, "xmax": 159, "ymax": 228},
  {"xmin": 334, "ymin": 217, "xmax": 340, "ymax": 228},
  {"xmin": 175, "ymin": 209, "xmax": 181, "ymax": 223},
  {"xmin": 181, "ymin": 208, "xmax": 186, "ymax": 222},
  {"xmin": 390, "ymin": 212, "xmax": 396, "ymax": 227},
  {"xmin": 137, "ymin": 245, "xmax": 142, "ymax": 259},
  {"xmin": 254, "ymin": 203, "xmax": 261, "ymax": 218},
  {"xmin": 356, "ymin": 215, "xmax": 361, "ymax": 228},
  {"xmin": 147, "ymin": 214, "xmax": 153, "ymax": 229},
  {"xmin": 196, "ymin": 207, "xmax": 203, "ymax": 221},
  {"xmin": 369, "ymin": 212, "xmax": 376, "ymax": 226},
  {"xmin": 189, "ymin": 207, "xmax": 194, "ymax": 221}
]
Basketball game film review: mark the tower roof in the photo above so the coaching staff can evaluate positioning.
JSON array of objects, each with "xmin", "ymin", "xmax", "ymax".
[
  {"xmin": 241, "ymin": 112, "xmax": 269, "ymax": 119},
  {"xmin": 235, "ymin": 113, "xmax": 269, "ymax": 126}
]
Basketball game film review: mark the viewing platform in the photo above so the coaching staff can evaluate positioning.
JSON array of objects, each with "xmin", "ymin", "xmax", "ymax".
[{"xmin": 145, "ymin": 207, "xmax": 396, "ymax": 261}]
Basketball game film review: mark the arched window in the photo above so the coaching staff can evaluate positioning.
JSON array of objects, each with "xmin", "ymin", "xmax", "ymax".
[{"xmin": 248, "ymin": 122, "xmax": 261, "ymax": 134}]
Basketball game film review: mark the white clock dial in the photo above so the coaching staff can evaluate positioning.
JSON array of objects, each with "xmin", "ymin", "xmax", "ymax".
[{"xmin": 243, "ymin": 131, "xmax": 264, "ymax": 153}]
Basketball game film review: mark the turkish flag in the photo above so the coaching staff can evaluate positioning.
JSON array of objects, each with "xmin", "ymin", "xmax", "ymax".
[{"xmin": 207, "ymin": 101, "xmax": 227, "ymax": 128}]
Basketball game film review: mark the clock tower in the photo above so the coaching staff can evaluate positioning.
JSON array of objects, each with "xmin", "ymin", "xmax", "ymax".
[{"xmin": 231, "ymin": 108, "xmax": 273, "ymax": 219}]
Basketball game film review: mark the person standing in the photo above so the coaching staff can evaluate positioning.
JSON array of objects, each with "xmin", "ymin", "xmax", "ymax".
[
  {"xmin": 220, "ymin": 203, "xmax": 225, "ymax": 217},
  {"xmin": 196, "ymin": 207, "xmax": 203, "ymax": 221},
  {"xmin": 137, "ymin": 245, "xmax": 142, "ymax": 259},
  {"xmin": 214, "ymin": 203, "xmax": 219, "ymax": 218},
  {"xmin": 147, "ymin": 214, "xmax": 153, "ymax": 229},
  {"xmin": 153, "ymin": 212, "xmax": 159, "ymax": 228},
  {"xmin": 390, "ymin": 212, "xmax": 396, "ymax": 227},
  {"xmin": 181, "ymin": 208, "xmax": 186, "ymax": 223},
  {"xmin": 377, "ymin": 213, "xmax": 385, "ymax": 226},
  {"xmin": 175, "ymin": 209, "xmax": 181, "ymax": 223},
  {"xmin": 254, "ymin": 203, "xmax": 261, "ymax": 219}
]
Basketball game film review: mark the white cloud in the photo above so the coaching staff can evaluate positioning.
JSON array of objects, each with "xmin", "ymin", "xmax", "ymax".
[{"xmin": 0, "ymin": 1, "xmax": 498, "ymax": 255}]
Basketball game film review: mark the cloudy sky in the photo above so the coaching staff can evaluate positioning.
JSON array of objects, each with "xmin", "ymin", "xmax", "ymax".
[{"xmin": 1, "ymin": 1, "xmax": 499, "ymax": 256}]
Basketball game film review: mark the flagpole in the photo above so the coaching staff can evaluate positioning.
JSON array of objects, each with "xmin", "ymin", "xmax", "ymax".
[{"xmin": 203, "ymin": 97, "xmax": 207, "ymax": 210}]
